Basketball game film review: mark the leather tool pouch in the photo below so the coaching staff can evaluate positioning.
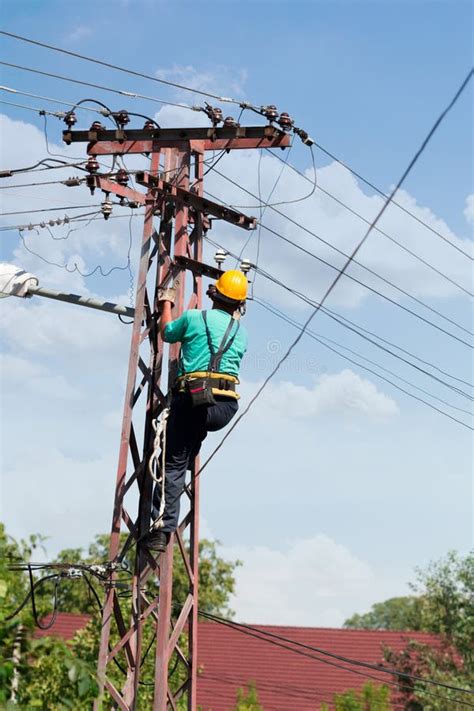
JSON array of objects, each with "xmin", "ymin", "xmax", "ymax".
[
  {"xmin": 185, "ymin": 377, "xmax": 216, "ymax": 408},
  {"xmin": 183, "ymin": 312, "xmax": 239, "ymax": 408}
]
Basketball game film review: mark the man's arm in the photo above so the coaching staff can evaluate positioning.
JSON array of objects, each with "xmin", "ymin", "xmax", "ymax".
[
  {"xmin": 157, "ymin": 287, "xmax": 176, "ymax": 340},
  {"xmin": 159, "ymin": 300, "xmax": 173, "ymax": 340}
]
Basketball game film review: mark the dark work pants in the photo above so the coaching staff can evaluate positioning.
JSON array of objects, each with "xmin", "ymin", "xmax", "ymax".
[{"xmin": 152, "ymin": 392, "xmax": 238, "ymax": 533}]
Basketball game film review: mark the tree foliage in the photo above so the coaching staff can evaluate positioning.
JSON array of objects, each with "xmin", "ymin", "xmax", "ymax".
[
  {"xmin": 233, "ymin": 682, "xmax": 262, "ymax": 710},
  {"xmin": 344, "ymin": 551, "xmax": 474, "ymax": 711},
  {"xmin": 320, "ymin": 682, "xmax": 391, "ymax": 711},
  {"xmin": 344, "ymin": 596, "xmax": 423, "ymax": 632},
  {"xmin": 0, "ymin": 524, "xmax": 240, "ymax": 708}
]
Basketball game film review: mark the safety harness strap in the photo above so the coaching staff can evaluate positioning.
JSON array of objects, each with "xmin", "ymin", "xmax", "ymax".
[{"xmin": 202, "ymin": 311, "xmax": 240, "ymax": 373}]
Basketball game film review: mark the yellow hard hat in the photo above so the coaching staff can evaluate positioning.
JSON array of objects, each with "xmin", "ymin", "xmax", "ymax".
[{"xmin": 215, "ymin": 270, "xmax": 248, "ymax": 302}]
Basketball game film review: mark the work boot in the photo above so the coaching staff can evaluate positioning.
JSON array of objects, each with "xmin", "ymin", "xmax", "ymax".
[{"xmin": 143, "ymin": 529, "xmax": 169, "ymax": 552}]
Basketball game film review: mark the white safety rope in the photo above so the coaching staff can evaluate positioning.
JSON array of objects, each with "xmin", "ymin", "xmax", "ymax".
[{"xmin": 148, "ymin": 406, "xmax": 170, "ymax": 530}]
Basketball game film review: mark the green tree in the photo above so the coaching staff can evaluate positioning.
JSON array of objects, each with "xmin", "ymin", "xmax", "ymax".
[
  {"xmin": 320, "ymin": 682, "xmax": 391, "ymax": 711},
  {"xmin": 233, "ymin": 682, "xmax": 262, "ymax": 710},
  {"xmin": 411, "ymin": 550, "xmax": 474, "ymax": 671},
  {"xmin": 0, "ymin": 523, "xmax": 49, "ymax": 706},
  {"xmin": 344, "ymin": 551, "xmax": 474, "ymax": 711},
  {"xmin": 344, "ymin": 596, "xmax": 423, "ymax": 631},
  {"xmin": 1, "ymin": 524, "xmax": 240, "ymax": 709},
  {"xmin": 344, "ymin": 552, "xmax": 473, "ymax": 668},
  {"xmin": 49, "ymin": 533, "xmax": 239, "ymax": 617}
]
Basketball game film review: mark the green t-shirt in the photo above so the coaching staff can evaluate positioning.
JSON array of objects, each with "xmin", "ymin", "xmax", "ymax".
[{"xmin": 163, "ymin": 308, "xmax": 247, "ymax": 377}]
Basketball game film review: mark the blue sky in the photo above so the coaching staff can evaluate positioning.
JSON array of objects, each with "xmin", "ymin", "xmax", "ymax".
[{"xmin": 0, "ymin": 0, "xmax": 472, "ymax": 626}]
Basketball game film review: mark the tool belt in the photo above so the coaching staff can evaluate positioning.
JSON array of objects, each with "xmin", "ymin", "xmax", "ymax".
[
  {"xmin": 177, "ymin": 311, "xmax": 240, "ymax": 407},
  {"xmin": 176, "ymin": 372, "xmax": 239, "ymax": 403}
]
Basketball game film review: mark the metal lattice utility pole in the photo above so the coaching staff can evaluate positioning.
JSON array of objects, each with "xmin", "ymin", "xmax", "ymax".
[{"xmin": 63, "ymin": 120, "xmax": 290, "ymax": 710}]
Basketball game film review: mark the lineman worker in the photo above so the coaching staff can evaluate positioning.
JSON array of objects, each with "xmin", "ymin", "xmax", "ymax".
[{"xmin": 144, "ymin": 270, "xmax": 248, "ymax": 552}]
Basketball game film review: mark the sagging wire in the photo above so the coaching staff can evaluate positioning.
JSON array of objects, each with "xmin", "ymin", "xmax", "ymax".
[
  {"xmin": 42, "ymin": 113, "xmax": 114, "ymax": 174},
  {"xmin": 198, "ymin": 610, "xmax": 474, "ymax": 704},
  {"xmin": 18, "ymin": 202, "xmax": 136, "ymax": 281},
  {"xmin": 44, "ymin": 211, "xmax": 102, "ymax": 241},
  {"xmin": 208, "ymin": 235, "xmax": 473, "ymax": 401},
  {"xmin": 236, "ymin": 137, "xmax": 296, "ymax": 296},
  {"xmin": 0, "ymin": 157, "xmax": 89, "ymax": 177},
  {"xmin": 231, "ymin": 143, "xmax": 316, "ymax": 210},
  {"xmin": 205, "ymin": 179, "xmax": 474, "ymax": 343}
]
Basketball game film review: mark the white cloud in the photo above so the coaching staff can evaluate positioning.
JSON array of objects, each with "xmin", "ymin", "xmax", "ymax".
[
  {"xmin": 222, "ymin": 535, "xmax": 408, "ymax": 625},
  {"xmin": 464, "ymin": 194, "xmax": 474, "ymax": 225},
  {"xmin": 67, "ymin": 25, "xmax": 94, "ymax": 42},
  {"xmin": 1, "ymin": 353, "xmax": 83, "ymax": 400},
  {"xmin": 155, "ymin": 64, "xmax": 248, "ymax": 100},
  {"xmin": 1, "ymin": 111, "xmax": 472, "ymax": 315},
  {"xmin": 244, "ymin": 370, "xmax": 399, "ymax": 421},
  {"xmin": 0, "ymin": 296, "xmax": 128, "ymax": 356},
  {"xmin": 2, "ymin": 447, "xmax": 121, "ymax": 552}
]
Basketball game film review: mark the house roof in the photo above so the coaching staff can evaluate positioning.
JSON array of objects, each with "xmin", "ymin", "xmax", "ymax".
[
  {"xmin": 196, "ymin": 622, "xmax": 439, "ymax": 711},
  {"xmin": 33, "ymin": 612, "xmax": 91, "ymax": 640},
  {"xmin": 33, "ymin": 613, "xmax": 439, "ymax": 709}
]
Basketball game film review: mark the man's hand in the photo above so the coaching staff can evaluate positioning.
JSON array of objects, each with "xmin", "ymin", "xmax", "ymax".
[{"xmin": 158, "ymin": 286, "xmax": 176, "ymax": 305}]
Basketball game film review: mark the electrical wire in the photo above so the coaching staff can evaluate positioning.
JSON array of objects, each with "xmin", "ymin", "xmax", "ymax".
[
  {"xmin": 0, "ymin": 60, "xmax": 199, "ymax": 112},
  {"xmin": 254, "ymin": 297, "xmax": 472, "ymax": 416},
  {"xmin": 196, "ymin": 67, "xmax": 474, "ymax": 478},
  {"xmin": 0, "ymin": 156, "xmax": 88, "ymax": 176},
  {"xmin": 0, "ymin": 31, "xmax": 252, "ymax": 107},
  {"xmin": 0, "ymin": 211, "xmax": 144, "ymax": 232},
  {"xmin": 199, "ymin": 610, "xmax": 474, "ymax": 701},
  {"xmin": 234, "ymin": 137, "xmax": 295, "ymax": 284},
  {"xmin": 0, "ymin": 86, "xmax": 112, "ymax": 117},
  {"xmin": 311, "ymin": 140, "xmax": 474, "ymax": 261},
  {"xmin": 198, "ymin": 620, "xmax": 469, "ymax": 709},
  {"xmin": 4, "ymin": 572, "xmax": 59, "ymax": 622},
  {"xmin": 265, "ymin": 148, "xmax": 473, "ymax": 297},
  {"xmin": 207, "ymin": 236, "xmax": 472, "ymax": 401},
  {"xmin": 2, "ymin": 204, "xmax": 101, "ymax": 216},
  {"xmin": 0, "ymin": 98, "xmax": 68, "ymax": 118},
  {"xmin": 231, "ymin": 144, "xmax": 317, "ymax": 210},
  {"xmin": 207, "ymin": 175, "xmax": 474, "ymax": 342},
  {"xmin": 19, "ymin": 210, "xmax": 135, "ymax": 280},
  {"xmin": 0, "ymin": 179, "xmax": 74, "ymax": 189}
]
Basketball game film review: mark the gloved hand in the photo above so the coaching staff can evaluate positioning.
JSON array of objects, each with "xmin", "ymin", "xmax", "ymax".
[{"xmin": 158, "ymin": 286, "xmax": 176, "ymax": 304}]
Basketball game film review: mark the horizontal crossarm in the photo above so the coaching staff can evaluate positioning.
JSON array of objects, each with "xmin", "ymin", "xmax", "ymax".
[
  {"xmin": 135, "ymin": 173, "xmax": 256, "ymax": 229},
  {"xmin": 63, "ymin": 125, "xmax": 291, "ymax": 150}
]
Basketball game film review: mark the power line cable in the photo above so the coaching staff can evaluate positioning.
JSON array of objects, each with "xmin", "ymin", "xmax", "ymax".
[
  {"xmin": 0, "ymin": 85, "xmax": 112, "ymax": 116},
  {"xmin": 0, "ymin": 98, "xmax": 68, "ymax": 118},
  {"xmin": 0, "ymin": 60, "xmax": 199, "ymax": 113},
  {"xmin": 0, "ymin": 156, "xmax": 89, "ymax": 176},
  {"xmin": 207, "ymin": 175, "xmax": 474, "ymax": 341},
  {"xmin": 0, "ymin": 211, "xmax": 144, "ymax": 232},
  {"xmin": 0, "ymin": 179, "xmax": 75, "ymax": 189},
  {"xmin": 309, "ymin": 143, "xmax": 474, "ymax": 261},
  {"xmin": 199, "ymin": 610, "xmax": 474, "ymax": 700},
  {"xmin": 231, "ymin": 145, "xmax": 317, "ymax": 210},
  {"xmin": 0, "ymin": 31, "xmax": 253, "ymax": 107},
  {"xmin": 264, "ymin": 148, "xmax": 473, "ymax": 297},
  {"xmin": 136, "ymin": 70, "xmax": 474, "ymax": 549},
  {"xmin": 208, "ymin": 235, "xmax": 472, "ymax": 400},
  {"xmin": 2, "ymin": 204, "xmax": 101, "ymax": 216},
  {"xmin": 254, "ymin": 297, "xmax": 473, "ymax": 417},
  {"xmin": 247, "ymin": 258, "xmax": 472, "ymax": 400},
  {"xmin": 196, "ymin": 67, "xmax": 474, "ymax": 476},
  {"xmin": 207, "ymin": 188, "xmax": 474, "ymax": 351}
]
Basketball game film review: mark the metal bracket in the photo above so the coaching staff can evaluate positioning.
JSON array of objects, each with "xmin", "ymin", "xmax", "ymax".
[
  {"xmin": 173, "ymin": 255, "xmax": 223, "ymax": 280},
  {"xmin": 135, "ymin": 172, "xmax": 256, "ymax": 230}
]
